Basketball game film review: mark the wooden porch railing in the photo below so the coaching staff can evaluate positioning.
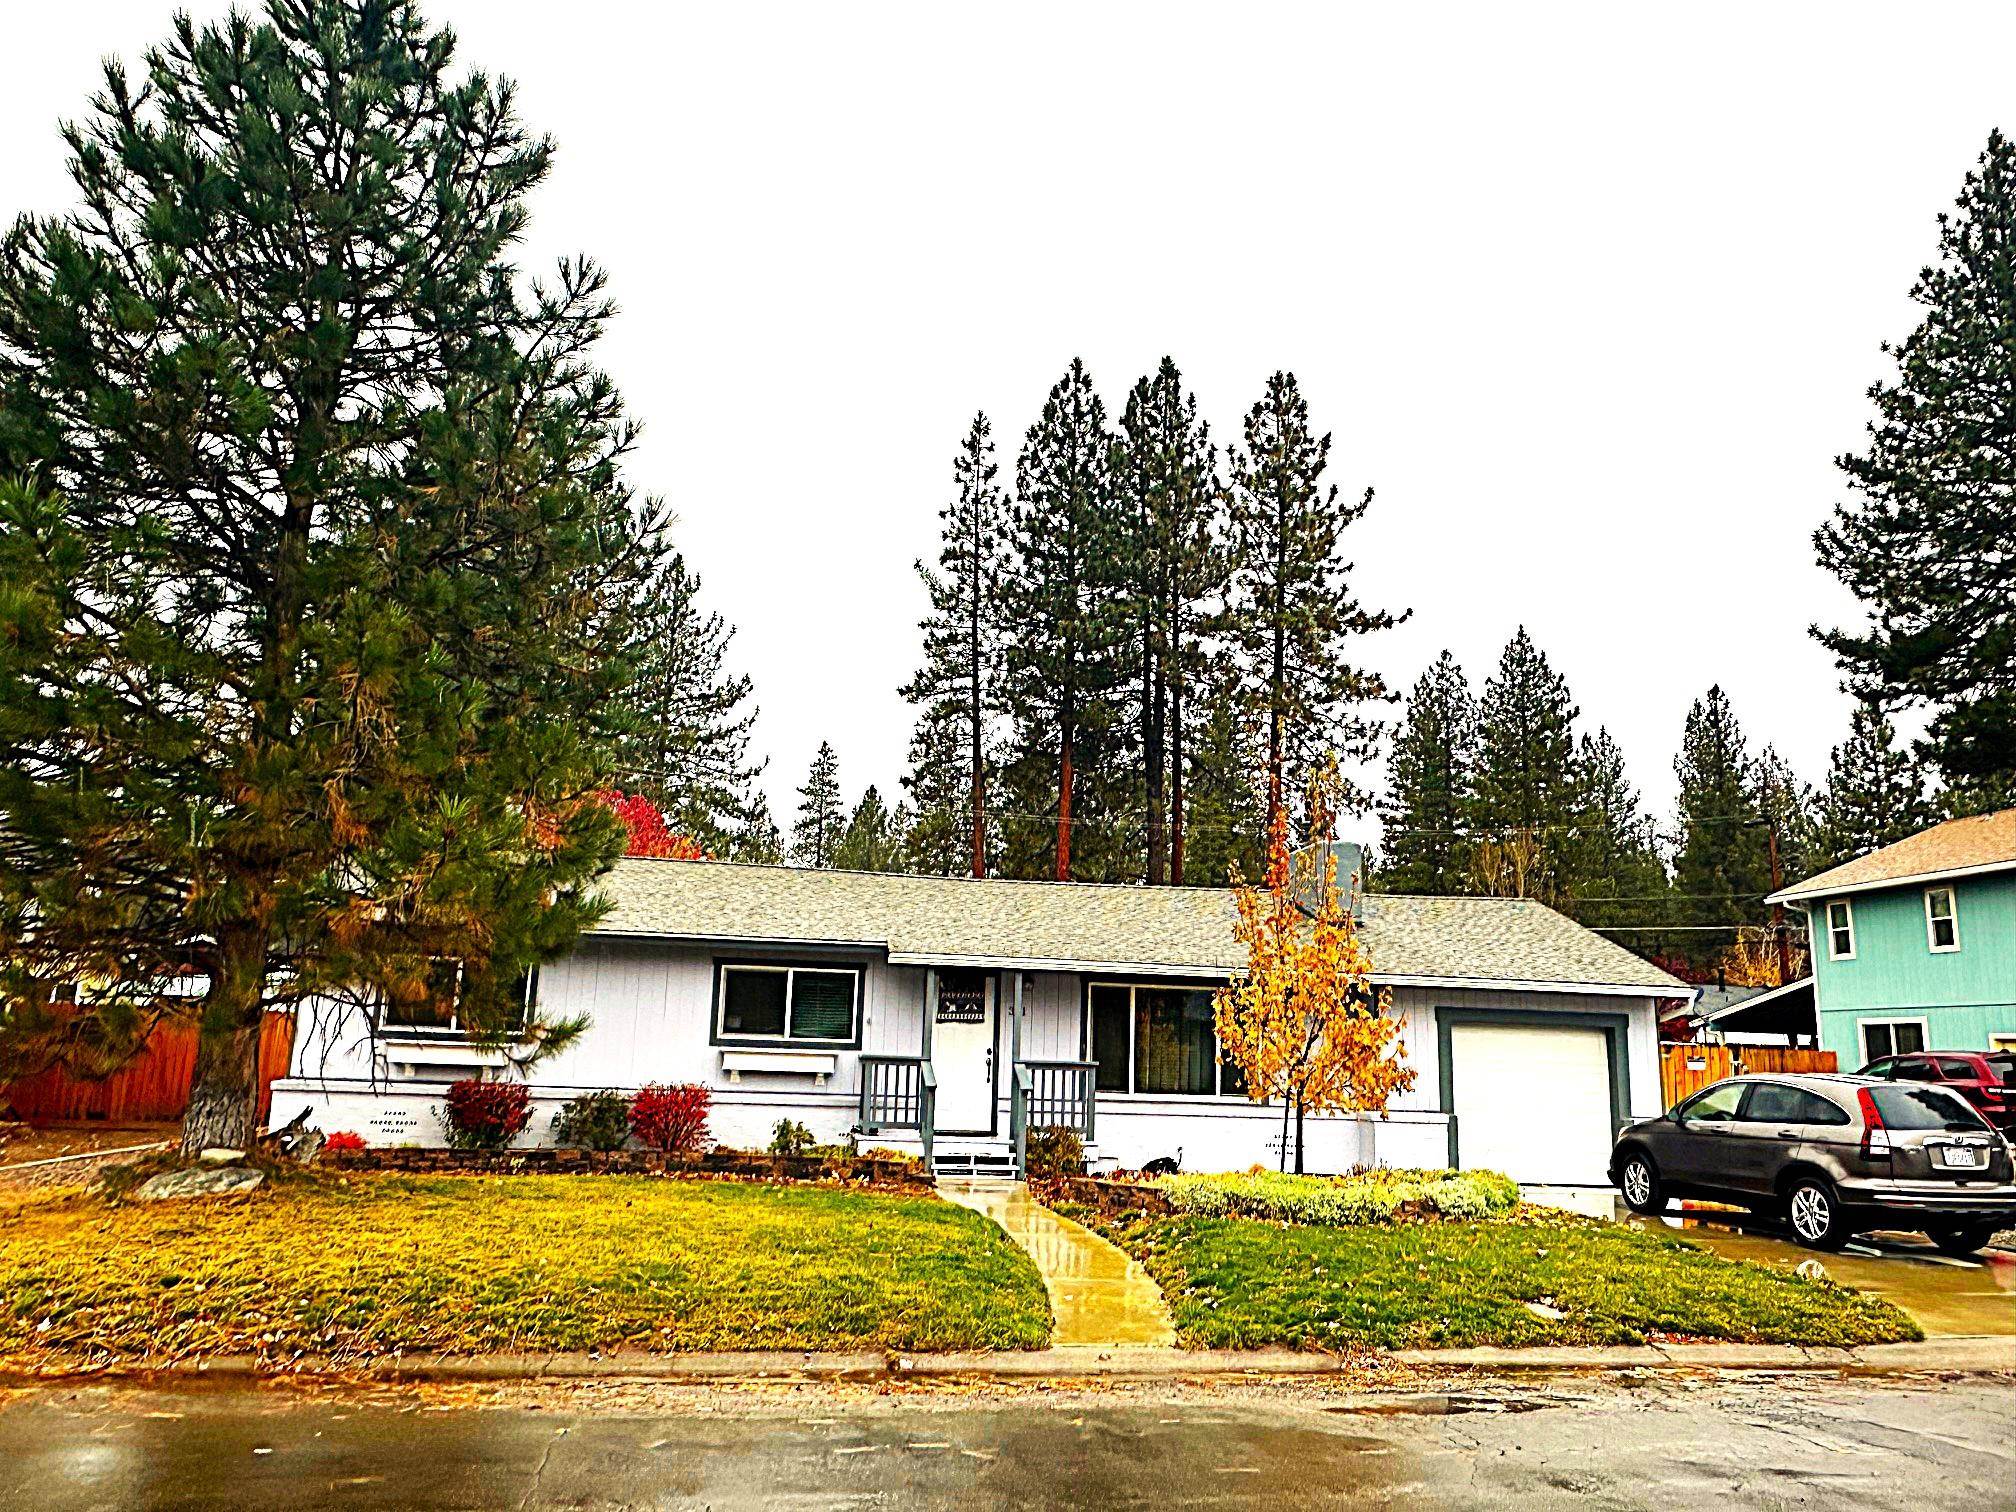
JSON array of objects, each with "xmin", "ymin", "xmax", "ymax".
[
  {"xmin": 1010, "ymin": 1058, "xmax": 1097, "ymax": 1173},
  {"xmin": 858, "ymin": 1054, "xmax": 937, "ymax": 1168}
]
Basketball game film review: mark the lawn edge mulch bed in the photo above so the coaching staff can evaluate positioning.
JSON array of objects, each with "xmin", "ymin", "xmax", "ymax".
[{"xmin": 1056, "ymin": 1200, "xmax": 1922, "ymax": 1353}]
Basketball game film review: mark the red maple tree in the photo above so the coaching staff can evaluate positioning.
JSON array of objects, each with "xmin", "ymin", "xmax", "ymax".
[{"xmin": 597, "ymin": 791, "xmax": 707, "ymax": 860}]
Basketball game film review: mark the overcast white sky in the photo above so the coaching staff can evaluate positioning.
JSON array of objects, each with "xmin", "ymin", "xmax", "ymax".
[{"xmin": 4, "ymin": 3, "xmax": 2011, "ymax": 838}]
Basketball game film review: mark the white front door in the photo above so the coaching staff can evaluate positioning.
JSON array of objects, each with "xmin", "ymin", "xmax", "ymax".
[
  {"xmin": 1449, "ymin": 1022, "xmax": 1614, "ymax": 1186},
  {"xmin": 931, "ymin": 970, "xmax": 997, "ymax": 1133}
]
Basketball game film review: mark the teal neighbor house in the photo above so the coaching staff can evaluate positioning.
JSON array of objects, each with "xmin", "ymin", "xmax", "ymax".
[{"xmin": 1769, "ymin": 809, "xmax": 2016, "ymax": 1067}]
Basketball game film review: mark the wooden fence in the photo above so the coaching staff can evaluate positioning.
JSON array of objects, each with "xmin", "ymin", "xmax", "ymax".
[
  {"xmin": 2, "ymin": 1014, "xmax": 296, "ymax": 1126},
  {"xmin": 1659, "ymin": 1043, "xmax": 1838, "ymax": 1108}
]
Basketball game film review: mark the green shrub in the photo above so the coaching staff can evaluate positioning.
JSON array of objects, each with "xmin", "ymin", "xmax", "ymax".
[
  {"xmin": 1155, "ymin": 1167, "xmax": 1519, "ymax": 1226},
  {"xmin": 1024, "ymin": 1125, "xmax": 1085, "ymax": 1178},
  {"xmin": 553, "ymin": 1090, "xmax": 631, "ymax": 1152},
  {"xmin": 768, "ymin": 1118, "xmax": 816, "ymax": 1156}
]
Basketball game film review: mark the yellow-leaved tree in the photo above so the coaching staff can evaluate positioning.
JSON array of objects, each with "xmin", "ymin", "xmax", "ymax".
[{"xmin": 1213, "ymin": 765, "xmax": 1416, "ymax": 1172}]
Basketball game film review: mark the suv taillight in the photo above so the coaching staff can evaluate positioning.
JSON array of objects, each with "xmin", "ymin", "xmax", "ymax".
[{"xmin": 1857, "ymin": 1088, "xmax": 1892, "ymax": 1158}]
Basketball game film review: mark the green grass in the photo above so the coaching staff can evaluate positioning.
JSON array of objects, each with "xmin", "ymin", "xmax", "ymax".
[
  {"xmin": 0, "ymin": 1172, "xmax": 1052, "ymax": 1364},
  {"xmin": 1082, "ymin": 1209, "xmax": 1921, "ymax": 1350}
]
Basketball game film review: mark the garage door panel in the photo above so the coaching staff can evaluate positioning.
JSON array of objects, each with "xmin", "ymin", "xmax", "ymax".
[{"xmin": 1449, "ymin": 1022, "xmax": 1613, "ymax": 1186}]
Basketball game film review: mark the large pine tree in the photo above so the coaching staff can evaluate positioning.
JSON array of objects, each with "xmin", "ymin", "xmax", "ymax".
[
  {"xmin": 1561, "ymin": 727, "xmax": 1669, "ymax": 932},
  {"xmin": 1178, "ymin": 657, "xmax": 1268, "ymax": 887},
  {"xmin": 1814, "ymin": 702, "xmax": 1936, "ymax": 868},
  {"xmin": 0, "ymin": 1, "xmax": 645, "ymax": 1150},
  {"xmin": 1817, "ymin": 129, "xmax": 2016, "ymax": 798},
  {"xmin": 899, "ymin": 414, "xmax": 1005, "ymax": 878},
  {"xmin": 614, "ymin": 545, "xmax": 764, "ymax": 855},
  {"xmin": 999, "ymin": 360, "xmax": 1125, "ymax": 880},
  {"xmin": 1116, "ymin": 359, "xmax": 1222, "ymax": 884},
  {"xmin": 1379, "ymin": 651, "xmax": 1479, "ymax": 894},
  {"xmin": 833, "ymin": 786, "xmax": 906, "ymax": 872},
  {"xmin": 790, "ymin": 742, "xmax": 844, "ymax": 868},
  {"xmin": 1469, "ymin": 629, "xmax": 1580, "ymax": 901},
  {"xmin": 1226, "ymin": 372, "xmax": 1401, "ymax": 822},
  {"xmin": 1671, "ymin": 687, "xmax": 1770, "ymax": 966}
]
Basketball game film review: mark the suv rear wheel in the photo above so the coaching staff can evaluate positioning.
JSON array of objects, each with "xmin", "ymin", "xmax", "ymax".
[
  {"xmin": 1617, "ymin": 1150, "xmax": 1665, "ymax": 1214},
  {"xmin": 1785, "ymin": 1176, "xmax": 1850, "ymax": 1251},
  {"xmin": 1928, "ymin": 1222, "xmax": 2000, "ymax": 1258}
]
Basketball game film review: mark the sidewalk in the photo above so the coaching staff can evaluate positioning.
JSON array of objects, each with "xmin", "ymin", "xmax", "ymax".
[{"xmin": 938, "ymin": 1178, "xmax": 1176, "ymax": 1348}]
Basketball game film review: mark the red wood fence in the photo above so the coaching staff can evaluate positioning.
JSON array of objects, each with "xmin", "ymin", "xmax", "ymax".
[
  {"xmin": 1659, "ymin": 1043, "xmax": 1838, "ymax": 1109},
  {"xmin": 2, "ymin": 1014, "xmax": 296, "ymax": 1126}
]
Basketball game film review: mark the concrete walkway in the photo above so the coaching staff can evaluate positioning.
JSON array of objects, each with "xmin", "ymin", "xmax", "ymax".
[{"xmin": 939, "ymin": 1179, "xmax": 1177, "ymax": 1348}]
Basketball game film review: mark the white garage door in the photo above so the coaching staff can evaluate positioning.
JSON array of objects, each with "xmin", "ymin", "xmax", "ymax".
[{"xmin": 1448, "ymin": 1023, "xmax": 1614, "ymax": 1186}]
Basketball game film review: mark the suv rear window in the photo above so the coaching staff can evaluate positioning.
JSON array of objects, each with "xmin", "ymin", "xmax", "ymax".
[
  {"xmin": 1868, "ymin": 1085, "xmax": 1990, "ymax": 1132},
  {"xmin": 1986, "ymin": 1053, "xmax": 2016, "ymax": 1088}
]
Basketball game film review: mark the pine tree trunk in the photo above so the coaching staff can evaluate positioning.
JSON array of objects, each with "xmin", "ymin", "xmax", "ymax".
[
  {"xmin": 1170, "ymin": 625, "xmax": 1186, "ymax": 885},
  {"xmin": 180, "ymin": 930, "xmax": 270, "ymax": 1155},
  {"xmin": 1056, "ymin": 715, "xmax": 1075, "ymax": 881},
  {"xmin": 1145, "ymin": 635, "xmax": 1166, "ymax": 886},
  {"xmin": 968, "ymin": 557, "xmax": 987, "ymax": 880}
]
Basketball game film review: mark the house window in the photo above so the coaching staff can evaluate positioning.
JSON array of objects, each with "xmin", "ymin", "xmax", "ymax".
[
  {"xmin": 1925, "ymin": 887, "xmax": 1960, "ymax": 953},
  {"xmin": 1086, "ymin": 982, "xmax": 1242, "ymax": 1097},
  {"xmin": 1825, "ymin": 899, "xmax": 1856, "ymax": 960},
  {"xmin": 715, "ymin": 963, "xmax": 860, "ymax": 1045},
  {"xmin": 381, "ymin": 963, "xmax": 534, "ymax": 1037},
  {"xmin": 1859, "ymin": 1018, "xmax": 1927, "ymax": 1063}
]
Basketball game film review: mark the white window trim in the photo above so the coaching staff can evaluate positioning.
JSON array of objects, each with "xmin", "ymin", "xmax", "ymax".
[
  {"xmin": 1825, "ymin": 898, "xmax": 1856, "ymax": 961},
  {"xmin": 1859, "ymin": 1016, "xmax": 1929, "ymax": 1064},
  {"xmin": 714, "ymin": 962, "xmax": 861, "ymax": 1046},
  {"xmin": 1924, "ymin": 886, "xmax": 1961, "ymax": 954},
  {"xmin": 1086, "ymin": 980, "xmax": 1243, "ymax": 1100},
  {"xmin": 378, "ymin": 965, "xmax": 538, "ymax": 1041}
]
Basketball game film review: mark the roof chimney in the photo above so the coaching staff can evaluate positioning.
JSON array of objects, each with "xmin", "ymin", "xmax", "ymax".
[{"xmin": 1290, "ymin": 841, "xmax": 1366, "ymax": 920}]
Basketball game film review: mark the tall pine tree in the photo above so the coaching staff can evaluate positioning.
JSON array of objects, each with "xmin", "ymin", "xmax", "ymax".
[
  {"xmin": 1116, "ymin": 358, "xmax": 1223, "ymax": 883},
  {"xmin": 1379, "ymin": 651, "xmax": 1479, "ymax": 894},
  {"xmin": 790, "ymin": 742, "xmax": 844, "ymax": 868},
  {"xmin": 901, "ymin": 699, "xmax": 978, "ymax": 875},
  {"xmin": 1561, "ymin": 727, "xmax": 1668, "ymax": 931},
  {"xmin": 999, "ymin": 359, "xmax": 1125, "ymax": 880},
  {"xmin": 1671, "ymin": 687, "xmax": 1769, "ymax": 967},
  {"xmin": 1226, "ymin": 372, "xmax": 1401, "ymax": 822},
  {"xmin": 0, "ymin": 1, "xmax": 645, "ymax": 1150},
  {"xmin": 1814, "ymin": 702, "xmax": 1936, "ymax": 868},
  {"xmin": 1817, "ymin": 129, "xmax": 2016, "ymax": 799},
  {"xmin": 614, "ymin": 545, "xmax": 764, "ymax": 855},
  {"xmin": 1469, "ymin": 629, "xmax": 1580, "ymax": 902},
  {"xmin": 899, "ymin": 414, "xmax": 1005, "ymax": 878},
  {"xmin": 833, "ymin": 786, "xmax": 906, "ymax": 872},
  {"xmin": 1179, "ymin": 657, "xmax": 1268, "ymax": 887}
]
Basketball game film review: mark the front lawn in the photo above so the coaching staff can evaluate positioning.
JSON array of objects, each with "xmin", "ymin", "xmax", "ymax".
[
  {"xmin": 1081, "ymin": 1209, "xmax": 1919, "ymax": 1350},
  {"xmin": 0, "ymin": 1172, "xmax": 1052, "ymax": 1365}
]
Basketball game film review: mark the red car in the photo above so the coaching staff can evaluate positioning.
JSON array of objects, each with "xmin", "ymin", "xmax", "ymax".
[{"xmin": 1855, "ymin": 1051, "xmax": 2016, "ymax": 1134}]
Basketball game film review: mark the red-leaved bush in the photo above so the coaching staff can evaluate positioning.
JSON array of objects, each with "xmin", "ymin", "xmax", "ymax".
[
  {"xmin": 596, "ymin": 790, "xmax": 708, "ymax": 860},
  {"xmin": 441, "ymin": 1078, "xmax": 533, "ymax": 1151},
  {"xmin": 323, "ymin": 1130, "xmax": 367, "ymax": 1153},
  {"xmin": 629, "ymin": 1082, "xmax": 712, "ymax": 1152}
]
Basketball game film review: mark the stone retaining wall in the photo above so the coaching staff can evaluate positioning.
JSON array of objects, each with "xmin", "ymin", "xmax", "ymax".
[
  {"xmin": 324, "ymin": 1146, "xmax": 933, "ymax": 1191},
  {"xmin": 1030, "ymin": 1175, "xmax": 1174, "ymax": 1216}
]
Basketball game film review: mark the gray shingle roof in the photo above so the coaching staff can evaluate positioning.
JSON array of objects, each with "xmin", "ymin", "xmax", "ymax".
[{"xmin": 593, "ymin": 860, "xmax": 1684, "ymax": 992}]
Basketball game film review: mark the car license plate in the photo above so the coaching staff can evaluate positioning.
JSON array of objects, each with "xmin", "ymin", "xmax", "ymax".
[{"xmin": 1939, "ymin": 1145, "xmax": 1983, "ymax": 1168}]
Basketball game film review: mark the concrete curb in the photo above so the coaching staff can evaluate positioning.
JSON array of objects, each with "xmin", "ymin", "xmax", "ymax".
[{"xmin": 3, "ymin": 1337, "xmax": 2010, "ymax": 1386}]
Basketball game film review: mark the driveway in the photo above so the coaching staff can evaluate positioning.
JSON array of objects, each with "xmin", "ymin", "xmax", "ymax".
[{"xmin": 1525, "ymin": 1186, "xmax": 2016, "ymax": 1337}]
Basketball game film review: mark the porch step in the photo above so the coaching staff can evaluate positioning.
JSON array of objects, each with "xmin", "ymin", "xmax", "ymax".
[{"xmin": 930, "ymin": 1148, "xmax": 1021, "ymax": 1179}]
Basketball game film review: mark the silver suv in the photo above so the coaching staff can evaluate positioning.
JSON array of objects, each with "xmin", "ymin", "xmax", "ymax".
[{"xmin": 1609, "ymin": 1072, "xmax": 2016, "ymax": 1254}]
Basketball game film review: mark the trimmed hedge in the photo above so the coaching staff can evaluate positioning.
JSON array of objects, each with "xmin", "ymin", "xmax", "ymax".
[{"xmin": 1154, "ymin": 1167, "xmax": 1519, "ymax": 1225}]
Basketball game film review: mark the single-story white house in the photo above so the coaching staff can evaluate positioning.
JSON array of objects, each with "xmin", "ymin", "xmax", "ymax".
[{"xmin": 269, "ymin": 853, "xmax": 1689, "ymax": 1185}]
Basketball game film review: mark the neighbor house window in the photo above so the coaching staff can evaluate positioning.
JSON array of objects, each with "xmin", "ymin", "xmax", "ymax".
[
  {"xmin": 1859, "ymin": 1018, "xmax": 1926, "ymax": 1063},
  {"xmin": 715, "ymin": 963, "xmax": 860, "ymax": 1044},
  {"xmin": 1087, "ymin": 983, "xmax": 1244, "ymax": 1097},
  {"xmin": 1925, "ymin": 887, "xmax": 1960, "ymax": 953},
  {"xmin": 1825, "ymin": 899, "xmax": 1856, "ymax": 960}
]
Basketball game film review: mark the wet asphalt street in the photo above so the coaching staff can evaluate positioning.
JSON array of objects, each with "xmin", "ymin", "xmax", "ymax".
[{"xmin": 1, "ymin": 1373, "xmax": 2011, "ymax": 1510}]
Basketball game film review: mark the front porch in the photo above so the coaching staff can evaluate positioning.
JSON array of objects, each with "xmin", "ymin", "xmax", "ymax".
[{"xmin": 856, "ymin": 969, "xmax": 1097, "ymax": 1178}]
